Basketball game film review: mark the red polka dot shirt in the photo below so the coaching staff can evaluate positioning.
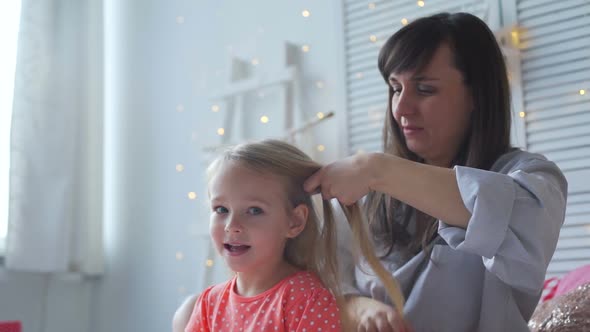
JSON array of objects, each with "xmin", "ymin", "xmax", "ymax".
[{"xmin": 185, "ymin": 271, "xmax": 341, "ymax": 332}]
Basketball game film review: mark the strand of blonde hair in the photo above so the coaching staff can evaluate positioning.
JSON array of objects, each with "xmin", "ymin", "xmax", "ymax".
[{"xmin": 339, "ymin": 202, "xmax": 406, "ymax": 318}]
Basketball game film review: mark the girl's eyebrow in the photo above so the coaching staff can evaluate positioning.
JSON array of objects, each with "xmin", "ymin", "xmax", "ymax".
[{"xmin": 209, "ymin": 195, "xmax": 272, "ymax": 206}]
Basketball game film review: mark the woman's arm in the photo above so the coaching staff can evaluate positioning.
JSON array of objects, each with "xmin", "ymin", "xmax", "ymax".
[
  {"xmin": 440, "ymin": 158, "xmax": 567, "ymax": 294},
  {"xmin": 305, "ymin": 152, "xmax": 568, "ymax": 294},
  {"xmin": 304, "ymin": 152, "xmax": 471, "ymax": 228}
]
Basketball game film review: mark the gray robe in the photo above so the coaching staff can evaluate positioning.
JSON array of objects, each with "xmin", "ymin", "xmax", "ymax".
[{"xmin": 336, "ymin": 149, "xmax": 568, "ymax": 332}]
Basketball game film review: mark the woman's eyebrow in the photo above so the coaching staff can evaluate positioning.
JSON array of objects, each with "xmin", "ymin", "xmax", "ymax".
[
  {"xmin": 412, "ymin": 75, "xmax": 440, "ymax": 82},
  {"xmin": 388, "ymin": 74, "xmax": 440, "ymax": 82}
]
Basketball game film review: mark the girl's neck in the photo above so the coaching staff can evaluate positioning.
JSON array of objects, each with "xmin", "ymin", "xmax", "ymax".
[{"xmin": 234, "ymin": 261, "xmax": 300, "ymax": 297}]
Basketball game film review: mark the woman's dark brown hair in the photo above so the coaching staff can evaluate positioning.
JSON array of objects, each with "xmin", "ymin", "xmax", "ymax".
[{"xmin": 366, "ymin": 12, "xmax": 512, "ymax": 256}]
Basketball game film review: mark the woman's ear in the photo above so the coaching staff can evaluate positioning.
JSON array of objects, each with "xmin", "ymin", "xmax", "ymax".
[{"xmin": 286, "ymin": 204, "xmax": 308, "ymax": 238}]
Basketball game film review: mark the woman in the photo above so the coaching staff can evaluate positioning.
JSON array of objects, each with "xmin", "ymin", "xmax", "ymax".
[{"xmin": 304, "ymin": 12, "xmax": 568, "ymax": 332}]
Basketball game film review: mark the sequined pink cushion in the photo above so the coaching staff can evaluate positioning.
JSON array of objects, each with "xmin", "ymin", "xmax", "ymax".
[
  {"xmin": 529, "ymin": 282, "xmax": 590, "ymax": 331},
  {"xmin": 555, "ymin": 264, "xmax": 590, "ymax": 297}
]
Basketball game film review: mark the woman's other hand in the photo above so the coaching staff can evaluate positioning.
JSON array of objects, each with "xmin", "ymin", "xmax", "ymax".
[{"xmin": 344, "ymin": 296, "xmax": 412, "ymax": 332}]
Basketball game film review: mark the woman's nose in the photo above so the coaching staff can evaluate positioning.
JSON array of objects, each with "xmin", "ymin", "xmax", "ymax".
[{"xmin": 393, "ymin": 90, "xmax": 417, "ymax": 117}]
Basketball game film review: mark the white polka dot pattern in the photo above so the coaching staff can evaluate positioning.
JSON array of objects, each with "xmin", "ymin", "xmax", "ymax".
[{"xmin": 184, "ymin": 271, "xmax": 341, "ymax": 331}]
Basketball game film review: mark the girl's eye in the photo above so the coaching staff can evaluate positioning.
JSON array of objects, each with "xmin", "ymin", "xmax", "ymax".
[
  {"xmin": 391, "ymin": 85, "xmax": 402, "ymax": 95},
  {"xmin": 214, "ymin": 206, "xmax": 228, "ymax": 214},
  {"xmin": 248, "ymin": 207, "xmax": 263, "ymax": 215}
]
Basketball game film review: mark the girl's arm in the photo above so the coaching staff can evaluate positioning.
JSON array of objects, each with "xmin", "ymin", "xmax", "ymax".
[
  {"xmin": 172, "ymin": 294, "xmax": 198, "ymax": 332},
  {"xmin": 177, "ymin": 287, "xmax": 214, "ymax": 332}
]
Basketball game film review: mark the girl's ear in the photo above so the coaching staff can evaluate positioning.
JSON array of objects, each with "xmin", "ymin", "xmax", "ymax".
[{"xmin": 286, "ymin": 204, "xmax": 308, "ymax": 238}]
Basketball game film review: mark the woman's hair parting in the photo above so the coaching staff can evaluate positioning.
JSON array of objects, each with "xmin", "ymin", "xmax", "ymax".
[{"xmin": 207, "ymin": 139, "xmax": 406, "ymax": 317}]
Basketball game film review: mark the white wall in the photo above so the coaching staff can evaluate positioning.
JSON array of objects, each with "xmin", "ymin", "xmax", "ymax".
[
  {"xmin": 0, "ymin": 269, "xmax": 92, "ymax": 332},
  {"xmin": 94, "ymin": 1, "xmax": 346, "ymax": 332},
  {"xmin": 0, "ymin": 1, "xmax": 346, "ymax": 331}
]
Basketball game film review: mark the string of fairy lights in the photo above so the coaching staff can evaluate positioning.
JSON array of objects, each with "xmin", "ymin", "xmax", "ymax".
[
  {"xmin": 172, "ymin": 1, "xmax": 588, "ymax": 296},
  {"xmin": 171, "ymin": 6, "xmax": 328, "ymax": 297}
]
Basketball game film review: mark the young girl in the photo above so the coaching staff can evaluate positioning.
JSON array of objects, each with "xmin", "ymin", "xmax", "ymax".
[{"xmin": 183, "ymin": 139, "xmax": 406, "ymax": 332}]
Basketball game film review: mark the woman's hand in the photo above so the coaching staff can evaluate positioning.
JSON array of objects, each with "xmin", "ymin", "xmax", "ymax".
[
  {"xmin": 304, "ymin": 153, "xmax": 379, "ymax": 205},
  {"xmin": 343, "ymin": 296, "xmax": 412, "ymax": 332}
]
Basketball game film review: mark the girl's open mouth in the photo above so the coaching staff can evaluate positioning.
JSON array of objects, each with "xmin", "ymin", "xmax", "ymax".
[{"xmin": 223, "ymin": 243, "xmax": 251, "ymax": 255}]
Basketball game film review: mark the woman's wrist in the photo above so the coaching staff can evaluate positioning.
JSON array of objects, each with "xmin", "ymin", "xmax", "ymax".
[{"xmin": 366, "ymin": 152, "xmax": 396, "ymax": 194}]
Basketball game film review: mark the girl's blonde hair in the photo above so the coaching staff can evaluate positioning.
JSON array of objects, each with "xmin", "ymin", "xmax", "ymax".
[{"xmin": 207, "ymin": 139, "xmax": 405, "ymax": 318}]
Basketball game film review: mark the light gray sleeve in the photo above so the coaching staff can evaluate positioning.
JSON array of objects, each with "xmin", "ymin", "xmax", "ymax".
[
  {"xmin": 331, "ymin": 199, "xmax": 362, "ymax": 297},
  {"xmin": 438, "ymin": 158, "xmax": 568, "ymax": 294}
]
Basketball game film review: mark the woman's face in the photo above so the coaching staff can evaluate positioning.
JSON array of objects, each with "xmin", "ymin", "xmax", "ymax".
[{"xmin": 389, "ymin": 43, "xmax": 473, "ymax": 167}]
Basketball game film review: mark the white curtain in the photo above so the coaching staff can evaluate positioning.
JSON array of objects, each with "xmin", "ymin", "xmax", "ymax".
[{"xmin": 6, "ymin": 0, "xmax": 103, "ymax": 275}]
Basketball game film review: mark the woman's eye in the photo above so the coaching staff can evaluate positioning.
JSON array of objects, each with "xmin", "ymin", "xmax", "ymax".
[
  {"xmin": 417, "ymin": 84, "xmax": 435, "ymax": 94},
  {"xmin": 214, "ymin": 206, "xmax": 228, "ymax": 214},
  {"xmin": 248, "ymin": 207, "xmax": 263, "ymax": 215}
]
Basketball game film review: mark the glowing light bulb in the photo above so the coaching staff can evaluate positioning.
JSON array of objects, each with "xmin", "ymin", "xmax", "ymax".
[
  {"xmin": 369, "ymin": 35, "xmax": 377, "ymax": 43},
  {"xmin": 260, "ymin": 115, "xmax": 269, "ymax": 124},
  {"xmin": 511, "ymin": 30, "xmax": 520, "ymax": 46},
  {"xmin": 211, "ymin": 104, "xmax": 220, "ymax": 112},
  {"xmin": 580, "ymin": 89, "xmax": 586, "ymax": 95},
  {"xmin": 302, "ymin": 45, "xmax": 310, "ymax": 52},
  {"xmin": 176, "ymin": 164, "xmax": 184, "ymax": 172},
  {"xmin": 302, "ymin": 10, "xmax": 310, "ymax": 18},
  {"xmin": 206, "ymin": 259, "xmax": 214, "ymax": 267},
  {"xmin": 317, "ymin": 145, "xmax": 325, "ymax": 152},
  {"xmin": 401, "ymin": 18, "xmax": 408, "ymax": 25},
  {"xmin": 188, "ymin": 192, "xmax": 197, "ymax": 200},
  {"xmin": 519, "ymin": 111, "xmax": 526, "ymax": 118},
  {"xmin": 417, "ymin": 1, "xmax": 425, "ymax": 7},
  {"xmin": 317, "ymin": 112, "xmax": 325, "ymax": 119},
  {"xmin": 217, "ymin": 128, "xmax": 225, "ymax": 136}
]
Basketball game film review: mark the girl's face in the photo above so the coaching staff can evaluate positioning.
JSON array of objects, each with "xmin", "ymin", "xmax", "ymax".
[
  {"xmin": 389, "ymin": 43, "xmax": 473, "ymax": 167},
  {"xmin": 208, "ymin": 161, "xmax": 306, "ymax": 275}
]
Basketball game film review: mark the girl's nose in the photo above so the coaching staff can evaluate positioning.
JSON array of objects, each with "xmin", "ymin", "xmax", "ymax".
[{"xmin": 224, "ymin": 215, "xmax": 243, "ymax": 233}]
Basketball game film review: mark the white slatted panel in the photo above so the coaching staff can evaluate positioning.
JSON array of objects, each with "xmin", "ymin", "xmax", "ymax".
[
  {"xmin": 343, "ymin": 0, "xmax": 489, "ymax": 154},
  {"xmin": 516, "ymin": 0, "xmax": 590, "ymax": 277}
]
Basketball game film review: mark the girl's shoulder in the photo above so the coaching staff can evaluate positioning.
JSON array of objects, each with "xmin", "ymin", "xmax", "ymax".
[
  {"xmin": 279, "ymin": 271, "xmax": 337, "ymax": 304},
  {"xmin": 281, "ymin": 271, "xmax": 326, "ymax": 290},
  {"xmin": 197, "ymin": 278, "xmax": 233, "ymax": 303}
]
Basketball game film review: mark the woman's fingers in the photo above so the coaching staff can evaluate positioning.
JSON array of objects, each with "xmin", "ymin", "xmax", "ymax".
[
  {"xmin": 375, "ymin": 314, "xmax": 396, "ymax": 332},
  {"xmin": 387, "ymin": 312, "xmax": 403, "ymax": 332},
  {"xmin": 303, "ymin": 168, "xmax": 322, "ymax": 193},
  {"xmin": 359, "ymin": 316, "xmax": 395, "ymax": 332},
  {"xmin": 346, "ymin": 296, "xmax": 409, "ymax": 332}
]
